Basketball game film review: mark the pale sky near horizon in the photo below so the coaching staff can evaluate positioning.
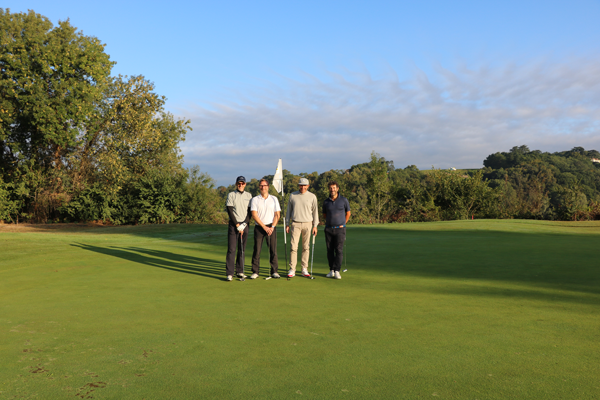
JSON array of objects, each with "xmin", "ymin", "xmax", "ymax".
[{"xmin": 5, "ymin": 1, "xmax": 600, "ymax": 185}]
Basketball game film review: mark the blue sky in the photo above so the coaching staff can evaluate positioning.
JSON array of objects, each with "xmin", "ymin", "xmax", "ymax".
[{"xmin": 6, "ymin": 0, "xmax": 600, "ymax": 185}]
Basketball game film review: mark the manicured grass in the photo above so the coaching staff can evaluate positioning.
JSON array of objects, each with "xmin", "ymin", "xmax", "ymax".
[{"xmin": 1, "ymin": 220, "xmax": 599, "ymax": 399}]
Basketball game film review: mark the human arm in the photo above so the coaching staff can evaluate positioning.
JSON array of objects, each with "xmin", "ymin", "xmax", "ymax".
[
  {"xmin": 312, "ymin": 195, "xmax": 319, "ymax": 236},
  {"xmin": 285, "ymin": 195, "xmax": 292, "ymax": 233},
  {"xmin": 244, "ymin": 205, "xmax": 251, "ymax": 224},
  {"xmin": 345, "ymin": 198, "xmax": 351, "ymax": 224},
  {"xmin": 226, "ymin": 206, "xmax": 237, "ymax": 225}
]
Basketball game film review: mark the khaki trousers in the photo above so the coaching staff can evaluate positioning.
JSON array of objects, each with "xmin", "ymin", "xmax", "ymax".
[{"xmin": 289, "ymin": 221, "xmax": 312, "ymax": 272}]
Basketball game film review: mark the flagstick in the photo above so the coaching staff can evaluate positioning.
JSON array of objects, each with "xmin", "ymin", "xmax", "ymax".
[
  {"xmin": 273, "ymin": 159, "xmax": 289, "ymax": 277},
  {"xmin": 283, "ymin": 187, "xmax": 288, "ymax": 274}
]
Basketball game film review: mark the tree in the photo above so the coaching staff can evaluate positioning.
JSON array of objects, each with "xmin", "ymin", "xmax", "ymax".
[
  {"xmin": 426, "ymin": 169, "xmax": 497, "ymax": 220},
  {"xmin": 78, "ymin": 75, "xmax": 190, "ymax": 195},
  {"xmin": 0, "ymin": 9, "xmax": 113, "ymax": 172},
  {"xmin": 1, "ymin": 10, "xmax": 195, "ymax": 223},
  {"xmin": 366, "ymin": 152, "xmax": 392, "ymax": 223}
]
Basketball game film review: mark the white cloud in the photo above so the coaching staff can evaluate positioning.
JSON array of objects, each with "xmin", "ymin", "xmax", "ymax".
[{"xmin": 177, "ymin": 58, "xmax": 600, "ymax": 186}]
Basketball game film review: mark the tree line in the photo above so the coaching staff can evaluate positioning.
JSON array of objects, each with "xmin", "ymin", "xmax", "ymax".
[
  {"xmin": 2, "ymin": 10, "xmax": 600, "ymax": 225},
  {"xmin": 220, "ymin": 146, "xmax": 600, "ymax": 224}
]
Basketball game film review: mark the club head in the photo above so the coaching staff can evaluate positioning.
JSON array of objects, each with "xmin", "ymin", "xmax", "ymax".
[
  {"xmin": 240, "ymin": 277, "xmax": 245, "ymax": 281},
  {"xmin": 310, "ymin": 276, "xmax": 315, "ymax": 280},
  {"xmin": 264, "ymin": 277, "xmax": 272, "ymax": 280}
]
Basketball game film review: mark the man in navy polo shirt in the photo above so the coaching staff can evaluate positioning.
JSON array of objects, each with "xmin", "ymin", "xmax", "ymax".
[{"xmin": 322, "ymin": 181, "xmax": 351, "ymax": 279}]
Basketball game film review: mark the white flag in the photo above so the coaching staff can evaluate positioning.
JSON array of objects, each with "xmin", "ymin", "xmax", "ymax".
[{"xmin": 273, "ymin": 159, "xmax": 283, "ymax": 194}]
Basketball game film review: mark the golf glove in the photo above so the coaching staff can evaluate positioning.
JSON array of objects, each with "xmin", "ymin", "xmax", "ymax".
[{"xmin": 237, "ymin": 222, "xmax": 247, "ymax": 232}]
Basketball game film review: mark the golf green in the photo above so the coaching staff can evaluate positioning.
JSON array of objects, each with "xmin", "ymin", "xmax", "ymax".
[{"xmin": 1, "ymin": 220, "xmax": 599, "ymax": 399}]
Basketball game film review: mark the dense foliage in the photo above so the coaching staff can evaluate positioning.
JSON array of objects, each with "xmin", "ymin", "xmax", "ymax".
[
  {"xmin": 0, "ymin": 9, "xmax": 224, "ymax": 224},
  {"xmin": 2, "ymin": 10, "xmax": 599, "ymax": 225},
  {"xmin": 222, "ymin": 147, "xmax": 600, "ymax": 223}
]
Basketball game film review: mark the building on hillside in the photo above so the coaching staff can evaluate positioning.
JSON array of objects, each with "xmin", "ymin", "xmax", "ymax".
[{"xmin": 591, "ymin": 158, "xmax": 600, "ymax": 163}]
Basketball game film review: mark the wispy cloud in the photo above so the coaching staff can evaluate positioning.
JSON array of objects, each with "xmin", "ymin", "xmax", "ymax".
[{"xmin": 178, "ymin": 58, "xmax": 600, "ymax": 186}]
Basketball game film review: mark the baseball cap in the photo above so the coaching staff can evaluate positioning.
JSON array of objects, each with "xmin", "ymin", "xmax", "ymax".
[
  {"xmin": 236, "ymin": 176, "xmax": 246, "ymax": 183},
  {"xmin": 298, "ymin": 178, "xmax": 309, "ymax": 185}
]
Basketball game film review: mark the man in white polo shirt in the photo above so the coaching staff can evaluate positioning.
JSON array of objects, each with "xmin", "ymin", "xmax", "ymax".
[
  {"xmin": 249, "ymin": 179, "xmax": 282, "ymax": 279},
  {"xmin": 285, "ymin": 177, "xmax": 319, "ymax": 277}
]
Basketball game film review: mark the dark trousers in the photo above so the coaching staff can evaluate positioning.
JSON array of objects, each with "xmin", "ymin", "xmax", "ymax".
[
  {"xmin": 226, "ymin": 222, "xmax": 249, "ymax": 276},
  {"xmin": 251, "ymin": 225, "xmax": 278, "ymax": 275},
  {"xmin": 325, "ymin": 227, "xmax": 346, "ymax": 272}
]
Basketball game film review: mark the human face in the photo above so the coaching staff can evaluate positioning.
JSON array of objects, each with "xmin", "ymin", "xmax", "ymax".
[
  {"xmin": 259, "ymin": 181, "xmax": 269, "ymax": 197},
  {"xmin": 298, "ymin": 184, "xmax": 308, "ymax": 194},
  {"xmin": 328, "ymin": 184, "xmax": 339, "ymax": 199},
  {"xmin": 236, "ymin": 181, "xmax": 246, "ymax": 192}
]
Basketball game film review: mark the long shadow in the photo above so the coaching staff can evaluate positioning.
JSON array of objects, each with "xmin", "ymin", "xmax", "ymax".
[
  {"xmin": 5, "ymin": 223, "xmax": 227, "ymax": 243},
  {"xmin": 71, "ymin": 243, "xmax": 225, "ymax": 280},
  {"xmin": 60, "ymin": 222, "xmax": 600, "ymax": 304}
]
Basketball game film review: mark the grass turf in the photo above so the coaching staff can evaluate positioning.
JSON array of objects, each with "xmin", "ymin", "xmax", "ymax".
[{"xmin": 1, "ymin": 220, "xmax": 599, "ymax": 399}]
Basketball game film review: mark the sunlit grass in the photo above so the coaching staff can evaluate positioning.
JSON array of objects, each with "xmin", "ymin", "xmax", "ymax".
[{"xmin": 1, "ymin": 220, "xmax": 599, "ymax": 399}]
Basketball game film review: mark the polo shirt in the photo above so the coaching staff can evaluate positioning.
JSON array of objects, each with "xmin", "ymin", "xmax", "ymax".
[
  {"xmin": 250, "ymin": 194, "xmax": 281, "ymax": 225},
  {"xmin": 226, "ymin": 190, "xmax": 252, "ymax": 223},
  {"xmin": 322, "ymin": 195, "xmax": 350, "ymax": 227}
]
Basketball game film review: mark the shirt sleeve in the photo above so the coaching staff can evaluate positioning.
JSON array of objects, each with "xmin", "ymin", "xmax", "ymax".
[
  {"xmin": 243, "ymin": 194, "xmax": 252, "ymax": 224},
  {"xmin": 345, "ymin": 198, "xmax": 351, "ymax": 211},
  {"xmin": 243, "ymin": 205, "xmax": 251, "ymax": 224},
  {"xmin": 312, "ymin": 194, "xmax": 319, "ymax": 227},
  {"xmin": 285, "ymin": 195, "xmax": 292, "ymax": 225},
  {"xmin": 274, "ymin": 196, "xmax": 281, "ymax": 212},
  {"xmin": 226, "ymin": 206, "xmax": 236, "ymax": 223},
  {"xmin": 250, "ymin": 197, "xmax": 258, "ymax": 211},
  {"xmin": 226, "ymin": 192, "xmax": 234, "ymax": 207}
]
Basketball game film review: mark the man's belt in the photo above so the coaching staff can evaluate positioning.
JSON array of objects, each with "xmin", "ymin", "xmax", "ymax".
[{"xmin": 326, "ymin": 224, "xmax": 346, "ymax": 229}]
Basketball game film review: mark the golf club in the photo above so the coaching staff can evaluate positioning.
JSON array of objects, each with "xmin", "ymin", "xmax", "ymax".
[
  {"xmin": 283, "ymin": 216, "xmax": 289, "ymax": 273},
  {"xmin": 239, "ymin": 232, "xmax": 245, "ymax": 281},
  {"xmin": 309, "ymin": 232, "xmax": 316, "ymax": 279}
]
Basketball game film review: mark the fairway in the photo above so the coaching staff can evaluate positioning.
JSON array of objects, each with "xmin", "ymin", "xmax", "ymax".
[{"xmin": 1, "ymin": 220, "xmax": 599, "ymax": 399}]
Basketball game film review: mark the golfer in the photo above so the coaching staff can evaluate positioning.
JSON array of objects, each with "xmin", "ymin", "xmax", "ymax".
[
  {"xmin": 285, "ymin": 177, "xmax": 319, "ymax": 277},
  {"xmin": 249, "ymin": 179, "xmax": 281, "ymax": 279},
  {"xmin": 225, "ymin": 176, "xmax": 252, "ymax": 281},
  {"xmin": 322, "ymin": 181, "xmax": 351, "ymax": 279}
]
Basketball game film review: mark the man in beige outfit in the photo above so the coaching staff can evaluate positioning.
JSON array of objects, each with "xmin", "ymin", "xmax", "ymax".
[{"xmin": 285, "ymin": 178, "xmax": 319, "ymax": 278}]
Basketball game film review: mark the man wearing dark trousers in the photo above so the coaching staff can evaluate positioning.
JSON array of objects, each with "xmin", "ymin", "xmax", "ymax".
[
  {"xmin": 249, "ymin": 179, "xmax": 281, "ymax": 279},
  {"xmin": 322, "ymin": 181, "xmax": 351, "ymax": 279},
  {"xmin": 225, "ymin": 176, "xmax": 252, "ymax": 281}
]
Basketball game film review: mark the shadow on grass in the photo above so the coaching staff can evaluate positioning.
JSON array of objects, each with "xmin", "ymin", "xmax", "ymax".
[
  {"xmin": 71, "ymin": 243, "xmax": 227, "ymax": 280},
  {"xmin": 60, "ymin": 222, "xmax": 600, "ymax": 305},
  {"xmin": 349, "ymin": 226, "xmax": 600, "ymax": 303}
]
